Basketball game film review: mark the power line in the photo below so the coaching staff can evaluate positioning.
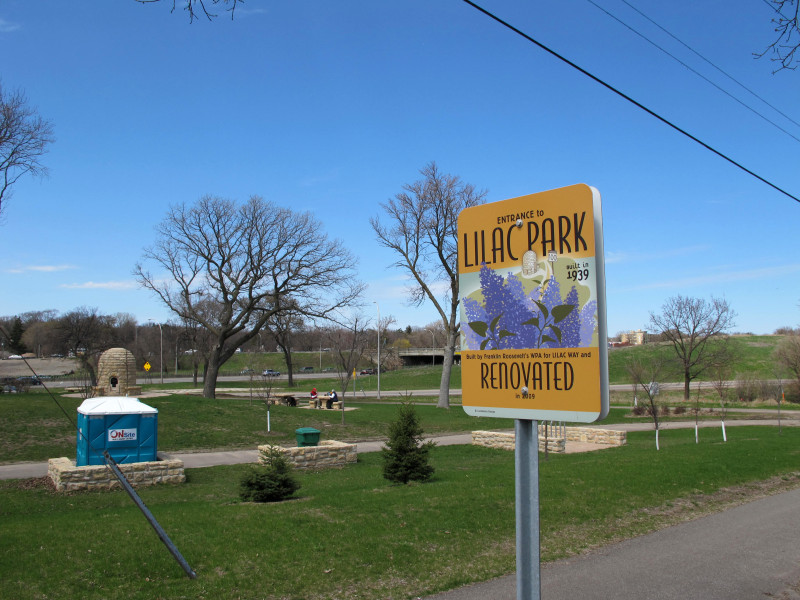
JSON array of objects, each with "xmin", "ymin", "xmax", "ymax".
[
  {"xmin": 617, "ymin": 0, "xmax": 800, "ymax": 131},
  {"xmin": 585, "ymin": 0, "xmax": 800, "ymax": 143},
  {"xmin": 459, "ymin": 0, "xmax": 800, "ymax": 204}
]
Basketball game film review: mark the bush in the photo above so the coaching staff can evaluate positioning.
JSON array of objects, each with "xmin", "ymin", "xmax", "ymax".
[
  {"xmin": 673, "ymin": 405, "xmax": 686, "ymax": 415},
  {"xmin": 785, "ymin": 382, "xmax": 800, "ymax": 404},
  {"xmin": 381, "ymin": 402, "xmax": 435, "ymax": 484},
  {"xmin": 240, "ymin": 446, "xmax": 300, "ymax": 503},
  {"xmin": 735, "ymin": 373, "xmax": 761, "ymax": 402}
]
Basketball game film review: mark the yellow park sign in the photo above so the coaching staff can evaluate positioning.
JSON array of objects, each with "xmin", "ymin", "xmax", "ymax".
[
  {"xmin": 144, "ymin": 361, "xmax": 151, "ymax": 372},
  {"xmin": 458, "ymin": 184, "xmax": 609, "ymax": 422}
]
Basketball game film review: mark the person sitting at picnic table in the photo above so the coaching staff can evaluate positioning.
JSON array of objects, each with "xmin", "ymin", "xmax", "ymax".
[
  {"xmin": 327, "ymin": 389, "xmax": 338, "ymax": 410},
  {"xmin": 310, "ymin": 387, "xmax": 319, "ymax": 408}
]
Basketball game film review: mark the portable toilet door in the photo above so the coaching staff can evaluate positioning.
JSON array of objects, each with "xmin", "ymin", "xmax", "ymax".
[{"xmin": 76, "ymin": 397, "xmax": 158, "ymax": 466}]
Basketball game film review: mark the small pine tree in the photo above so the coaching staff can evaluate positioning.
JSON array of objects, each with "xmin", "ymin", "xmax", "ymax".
[
  {"xmin": 8, "ymin": 317, "xmax": 26, "ymax": 355},
  {"xmin": 381, "ymin": 401, "xmax": 435, "ymax": 484},
  {"xmin": 240, "ymin": 446, "xmax": 300, "ymax": 502}
]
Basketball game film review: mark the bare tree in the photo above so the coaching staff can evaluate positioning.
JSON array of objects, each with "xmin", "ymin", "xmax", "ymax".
[
  {"xmin": 56, "ymin": 307, "xmax": 117, "ymax": 385},
  {"xmin": 626, "ymin": 354, "xmax": 669, "ymax": 450},
  {"xmin": 135, "ymin": 0, "xmax": 242, "ymax": 22},
  {"xmin": 709, "ymin": 362, "xmax": 732, "ymax": 442},
  {"xmin": 774, "ymin": 331, "xmax": 800, "ymax": 389},
  {"xmin": 757, "ymin": 0, "xmax": 800, "ymax": 71},
  {"xmin": 324, "ymin": 316, "xmax": 372, "ymax": 401},
  {"xmin": 0, "ymin": 84, "xmax": 54, "ymax": 219},
  {"xmin": 371, "ymin": 162, "xmax": 486, "ymax": 408},
  {"xmin": 649, "ymin": 295, "xmax": 736, "ymax": 400},
  {"xmin": 261, "ymin": 304, "xmax": 305, "ymax": 388},
  {"xmin": 135, "ymin": 195, "xmax": 364, "ymax": 398}
]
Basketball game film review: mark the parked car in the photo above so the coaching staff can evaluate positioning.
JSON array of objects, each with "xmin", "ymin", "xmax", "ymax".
[
  {"xmin": 240, "ymin": 368, "xmax": 256, "ymax": 375},
  {"xmin": 1, "ymin": 385, "xmax": 17, "ymax": 394},
  {"xmin": 300, "ymin": 367, "xmax": 314, "ymax": 373},
  {"xmin": 360, "ymin": 368, "xmax": 376, "ymax": 375},
  {"xmin": 16, "ymin": 376, "xmax": 41, "ymax": 386},
  {"xmin": 262, "ymin": 369, "xmax": 281, "ymax": 377},
  {"xmin": 7, "ymin": 354, "xmax": 22, "ymax": 360}
]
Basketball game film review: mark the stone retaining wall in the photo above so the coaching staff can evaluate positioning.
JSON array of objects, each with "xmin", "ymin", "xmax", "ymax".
[
  {"xmin": 471, "ymin": 430, "xmax": 565, "ymax": 453},
  {"xmin": 259, "ymin": 440, "xmax": 357, "ymax": 470},
  {"xmin": 48, "ymin": 457, "xmax": 185, "ymax": 492},
  {"xmin": 565, "ymin": 426, "xmax": 626, "ymax": 446},
  {"xmin": 472, "ymin": 426, "xmax": 625, "ymax": 453}
]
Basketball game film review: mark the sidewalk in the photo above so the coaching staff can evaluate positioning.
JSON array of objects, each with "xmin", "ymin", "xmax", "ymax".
[
  {"xmin": 3, "ymin": 419, "xmax": 797, "ymax": 480},
  {"xmin": 0, "ymin": 433, "xmax": 475, "ymax": 480}
]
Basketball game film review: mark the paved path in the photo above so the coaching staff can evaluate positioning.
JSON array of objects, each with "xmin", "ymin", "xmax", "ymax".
[
  {"xmin": 0, "ymin": 433, "xmax": 477, "ymax": 480},
  {"xmin": 3, "ymin": 418, "xmax": 798, "ymax": 480},
  {"xmin": 422, "ymin": 486, "xmax": 800, "ymax": 600}
]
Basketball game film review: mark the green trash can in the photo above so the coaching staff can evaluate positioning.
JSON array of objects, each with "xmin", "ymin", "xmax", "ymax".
[{"xmin": 295, "ymin": 427, "xmax": 321, "ymax": 447}]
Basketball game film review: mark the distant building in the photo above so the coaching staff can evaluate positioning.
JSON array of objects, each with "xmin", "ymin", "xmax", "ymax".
[{"xmin": 619, "ymin": 329, "xmax": 648, "ymax": 345}]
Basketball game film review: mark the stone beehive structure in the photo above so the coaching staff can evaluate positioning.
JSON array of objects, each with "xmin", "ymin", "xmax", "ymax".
[{"xmin": 94, "ymin": 347, "xmax": 141, "ymax": 396}]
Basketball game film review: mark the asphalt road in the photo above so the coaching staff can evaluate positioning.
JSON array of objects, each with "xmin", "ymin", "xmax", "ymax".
[{"xmin": 422, "ymin": 486, "xmax": 800, "ymax": 600}]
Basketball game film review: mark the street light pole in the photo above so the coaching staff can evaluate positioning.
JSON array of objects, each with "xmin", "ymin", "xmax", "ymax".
[
  {"xmin": 149, "ymin": 319, "xmax": 163, "ymax": 385},
  {"xmin": 431, "ymin": 330, "xmax": 435, "ymax": 366},
  {"xmin": 374, "ymin": 301, "xmax": 380, "ymax": 400}
]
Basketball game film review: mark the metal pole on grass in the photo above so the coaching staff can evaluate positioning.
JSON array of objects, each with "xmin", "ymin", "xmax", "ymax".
[
  {"xmin": 515, "ymin": 419, "xmax": 541, "ymax": 600},
  {"xmin": 103, "ymin": 452, "xmax": 196, "ymax": 579}
]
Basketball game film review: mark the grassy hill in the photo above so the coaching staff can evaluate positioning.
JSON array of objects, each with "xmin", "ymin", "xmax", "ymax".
[{"xmin": 607, "ymin": 334, "xmax": 785, "ymax": 385}]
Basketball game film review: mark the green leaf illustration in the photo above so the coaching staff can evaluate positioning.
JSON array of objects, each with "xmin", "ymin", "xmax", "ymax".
[
  {"xmin": 533, "ymin": 300, "xmax": 549, "ymax": 319},
  {"xmin": 542, "ymin": 335, "xmax": 557, "ymax": 345},
  {"xmin": 522, "ymin": 317, "xmax": 540, "ymax": 327},
  {"xmin": 469, "ymin": 321, "xmax": 488, "ymax": 337},
  {"xmin": 551, "ymin": 304, "xmax": 576, "ymax": 324},
  {"xmin": 498, "ymin": 330, "xmax": 516, "ymax": 340},
  {"xmin": 547, "ymin": 324, "xmax": 563, "ymax": 343}
]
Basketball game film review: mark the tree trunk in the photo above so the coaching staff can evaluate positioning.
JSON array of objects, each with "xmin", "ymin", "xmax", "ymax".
[
  {"xmin": 203, "ymin": 351, "xmax": 220, "ymax": 399},
  {"xmin": 684, "ymin": 371, "xmax": 691, "ymax": 400},
  {"xmin": 283, "ymin": 347, "xmax": 295, "ymax": 388},
  {"xmin": 438, "ymin": 329, "xmax": 457, "ymax": 409}
]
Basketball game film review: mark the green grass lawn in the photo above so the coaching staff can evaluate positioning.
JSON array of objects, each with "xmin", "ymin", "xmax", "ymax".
[
  {"xmin": 1, "ymin": 427, "xmax": 799, "ymax": 600},
  {"xmin": 1, "ymin": 387, "xmax": 792, "ymax": 464},
  {"xmin": 0, "ymin": 391, "xmax": 515, "ymax": 463}
]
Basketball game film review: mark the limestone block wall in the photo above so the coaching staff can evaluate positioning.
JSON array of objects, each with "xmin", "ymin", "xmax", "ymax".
[
  {"xmin": 472, "ymin": 426, "xmax": 626, "ymax": 452},
  {"xmin": 259, "ymin": 440, "xmax": 357, "ymax": 470},
  {"xmin": 471, "ymin": 430, "xmax": 565, "ymax": 453},
  {"xmin": 48, "ymin": 457, "xmax": 185, "ymax": 492},
  {"xmin": 565, "ymin": 427, "xmax": 627, "ymax": 446}
]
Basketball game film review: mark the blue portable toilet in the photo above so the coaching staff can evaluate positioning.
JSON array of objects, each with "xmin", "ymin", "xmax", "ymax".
[{"xmin": 76, "ymin": 397, "xmax": 158, "ymax": 466}]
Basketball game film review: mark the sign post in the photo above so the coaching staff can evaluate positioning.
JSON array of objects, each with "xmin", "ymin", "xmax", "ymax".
[{"xmin": 458, "ymin": 184, "xmax": 608, "ymax": 600}]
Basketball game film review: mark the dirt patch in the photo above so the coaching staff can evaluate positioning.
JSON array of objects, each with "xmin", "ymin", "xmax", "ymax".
[
  {"xmin": 7, "ymin": 476, "xmax": 57, "ymax": 493},
  {"xmin": 0, "ymin": 358, "xmax": 78, "ymax": 378}
]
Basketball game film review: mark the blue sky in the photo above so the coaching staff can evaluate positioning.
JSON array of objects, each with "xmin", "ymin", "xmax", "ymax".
[{"xmin": 1, "ymin": 0, "xmax": 798, "ymax": 336}]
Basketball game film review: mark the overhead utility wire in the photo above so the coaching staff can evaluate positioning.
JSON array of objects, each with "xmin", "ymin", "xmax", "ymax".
[
  {"xmin": 460, "ymin": 0, "xmax": 800, "ymax": 204},
  {"xmin": 585, "ymin": 0, "xmax": 800, "ymax": 143},
  {"xmin": 620, "ymin": 0, "xmax": 800, "ymax": 131}
]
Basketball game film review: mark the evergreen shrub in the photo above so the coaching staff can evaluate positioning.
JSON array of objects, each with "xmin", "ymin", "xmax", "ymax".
[
  {"xmin": 381, "ymin": 401, "xmax": 435, "ymax": 484},
  {"xmin": 240, "ymin": 446, "xmax": 300, "ymax": 502}
]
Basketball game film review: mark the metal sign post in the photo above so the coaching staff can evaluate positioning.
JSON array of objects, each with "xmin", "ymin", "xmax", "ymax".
[{"xmin": 516, "ymin": 419, "xmax": 541, "ymax": 600}]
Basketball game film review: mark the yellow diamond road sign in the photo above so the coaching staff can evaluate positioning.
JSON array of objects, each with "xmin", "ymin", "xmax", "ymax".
[{"xmin": 144, "ymin": 361, "xmax": 151, "ymax": 372}]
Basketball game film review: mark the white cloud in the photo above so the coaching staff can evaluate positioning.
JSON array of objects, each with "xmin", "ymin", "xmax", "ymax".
[
  {"xmin": 621, "ymin": 263, "xmax": 800, "ymax": 292},
  {"xmin": 0, "ymin": 18, "xmax": 21, "ymax": 33},
  {"xmin": 61, "ymin": 280, "xmax": 138, "ymax": 290},
  {"xmin": 5, "ymin": 264, "xmax": 77, "ymax": 274}
]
